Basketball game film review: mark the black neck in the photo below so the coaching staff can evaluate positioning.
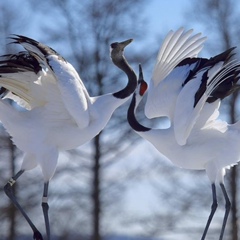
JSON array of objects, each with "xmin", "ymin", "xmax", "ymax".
[
  {"xmin": 127, "ymin": 93, "xmax": 150, "ymax": 132},
  {"xmin": 113, "ymin": 57, "xmax": 137, "ymax": 99}
]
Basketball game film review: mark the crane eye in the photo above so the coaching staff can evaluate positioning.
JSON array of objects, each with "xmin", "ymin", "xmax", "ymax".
[{"xmin": 139, "ymin": 81, "xmax": 148, "ymax": 96}]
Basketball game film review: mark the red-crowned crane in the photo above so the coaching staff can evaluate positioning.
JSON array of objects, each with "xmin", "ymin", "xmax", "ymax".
[
  {"xmin": 128, "ymin": 61, "xmax": 240, "ymax": 240},
  {"xmin": 0, "ymin": 36, "xmax": 137, "ymax": 240}
]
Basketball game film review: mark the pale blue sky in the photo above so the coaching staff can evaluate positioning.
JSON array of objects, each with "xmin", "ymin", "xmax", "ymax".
[{"xmin": 146, "ymin": 0, "xmax": 192, "ymax": 33}]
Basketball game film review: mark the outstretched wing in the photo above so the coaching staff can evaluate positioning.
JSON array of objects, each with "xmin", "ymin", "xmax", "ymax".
[
  {"xmin": 0, "ymin": 51, "xmax": 48, "ymax": 109},
  {"xmin": 174, "ymin": 49, "xmax": 240, "ymax": 145},
  {"xmin": 152, "ymin": 27, "xmax": 207, "ymax": 86},
  {"xmin": 0, "ymin": 35, "xmax": 90, "ymax": 128},
  {"xmin": 145, "ymin": 28, "xmax": 207, "ymax": 119}
]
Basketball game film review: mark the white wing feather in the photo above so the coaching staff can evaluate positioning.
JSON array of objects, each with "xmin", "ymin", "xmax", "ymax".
[
  {"xmin": 47, "ymin": 55, "xmax": 90, "ymax": 128},
  {"xmin": 152, "ymin": 28, "xmax": 207, "ymax": 86},
  {"xmin": 8, "ymin": 36, "xmax": 91, "ymax": 129},
  {"xmin": 174, "ymin": 61, "xmax": 239, "ymax": 145},
  {"xmin": 145, "ymin": 28, "xmax": 207, "ymax": 119}
]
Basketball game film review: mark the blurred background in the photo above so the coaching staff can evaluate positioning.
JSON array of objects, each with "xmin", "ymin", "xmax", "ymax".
[{"xmin": 1, "ymin": 0, "xmax": 240, "ymax": 239}]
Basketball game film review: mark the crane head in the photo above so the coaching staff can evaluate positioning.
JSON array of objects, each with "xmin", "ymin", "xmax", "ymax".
[
  {"xmin": 110, "ymin": 39, "xmax": 133, "ymax": 62},
  {"xmin": 138, "ymin": 64, "xmax": 148, "ymax": 96}
]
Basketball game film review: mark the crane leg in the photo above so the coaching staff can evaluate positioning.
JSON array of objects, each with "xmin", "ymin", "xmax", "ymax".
[
  {"xmin": 219, "ymin": 183, "xmax": 231, "ymax": 240},
  {"xmin": 201, "ymin": 183, "xmax": 218, "ymax": 240},
  {"xmin": 4, "ymin": 170, "xmax": 43, "ymax": 240},
  {"xmin": 42, "ymin": 181, "xmax": 50, "ymax": 240}
]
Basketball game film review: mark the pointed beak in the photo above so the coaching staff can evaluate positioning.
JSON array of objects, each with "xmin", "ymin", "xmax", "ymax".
[
  {"xmin": 110, "ymin": 39, "xmax": 133, "ymax": 60},
  {"xmin": 138, "ymin": 64, "xmax": 143, "ymax": 82},
  {"xmin": 119, "ymin": 39, "xmax": 133, "ymax": 48}
]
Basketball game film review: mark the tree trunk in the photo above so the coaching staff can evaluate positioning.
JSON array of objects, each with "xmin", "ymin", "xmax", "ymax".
[{"xmin": 91, "ymin": 133, "xmax": 102, "ymax": 240}]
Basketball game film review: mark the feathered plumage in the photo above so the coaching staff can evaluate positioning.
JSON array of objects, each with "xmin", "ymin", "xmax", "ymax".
[
  {"xmin": 128, "ymin": 32, "xmax": 240, "ymax": 240},
  {"xmin": 1, "ymin": 35, "xmax": 137, "ymax": 240}
]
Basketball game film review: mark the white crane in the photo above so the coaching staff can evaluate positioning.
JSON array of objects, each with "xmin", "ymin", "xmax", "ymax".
[
  {"xmin": 144, "ymin": 28, "xmax": 240, "ymax": 146},
  {"xmin": 140, "ymin": 28, "xmax": 240, "ymax": 239},
  {"xmin": 0, "ymin": 35, "xmax": 137, "ymax": 240},
  {"xmin": 128, "ymin": 61, "xmax": 240, "ymax": 240}
]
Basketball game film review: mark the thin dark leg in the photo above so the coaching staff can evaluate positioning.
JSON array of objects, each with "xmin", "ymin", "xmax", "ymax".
[
  {"xmin": 4, "ymin": 170, "xmax": 43, "ymax": 240},
  {"xmin": 201, "ymin": 184, "xmax": 218, "ymax": 240},
  {"xmin": 42, "ymin": 181, "xmax": 50, "ymax": 240},
  {"xmin": 219, "ymin": 183, "xmax": 231, "ymax": 240}
]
